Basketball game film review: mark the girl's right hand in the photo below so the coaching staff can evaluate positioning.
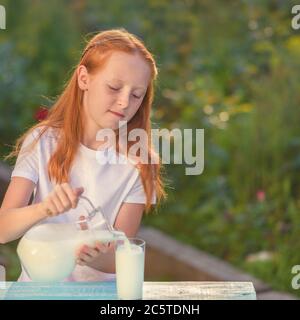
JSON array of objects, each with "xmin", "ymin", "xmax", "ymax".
[{"xmin": 40, "ymin": 183, "xmax": 84, "ymax": 217}]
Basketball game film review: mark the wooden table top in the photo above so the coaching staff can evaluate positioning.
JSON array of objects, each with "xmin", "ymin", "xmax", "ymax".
[{"xmin": 0, "ymin": 281, "xmax": 256, "ymax": 300}]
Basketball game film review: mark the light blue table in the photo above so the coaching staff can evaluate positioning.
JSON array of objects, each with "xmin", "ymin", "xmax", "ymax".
[{"xmin": 0, "ymin": 281, "xmax": 256, "ymax": 300}]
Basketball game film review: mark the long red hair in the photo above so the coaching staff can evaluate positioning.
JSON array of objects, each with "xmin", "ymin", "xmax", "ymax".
[{"xmin": 5, "ymin": 28, "xmax": 167, "ymax": 213}]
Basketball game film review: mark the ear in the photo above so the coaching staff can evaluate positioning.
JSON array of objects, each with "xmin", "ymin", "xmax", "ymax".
[{"xmin": 77, "ymin": 65, "xmax": 90, "ymax": 91}]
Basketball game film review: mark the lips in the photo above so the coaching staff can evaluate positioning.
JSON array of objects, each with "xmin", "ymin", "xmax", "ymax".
[{"xmin": 109, "ymin": 110, "xmax": 125, "ymax": 118}]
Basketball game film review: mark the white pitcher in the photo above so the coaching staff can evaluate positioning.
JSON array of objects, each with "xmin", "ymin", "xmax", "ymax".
[{"xmin": 17, "ymin": 195, "xmax": 125, "ymax": 282}]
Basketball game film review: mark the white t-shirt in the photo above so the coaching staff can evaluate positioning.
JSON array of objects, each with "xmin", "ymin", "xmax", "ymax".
[{"xmin": 11, "ymin": 125, "xmax": 156, "ymax": 282}]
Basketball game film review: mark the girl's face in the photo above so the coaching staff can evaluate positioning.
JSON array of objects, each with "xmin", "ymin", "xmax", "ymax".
[{"xmin": 77, "ymin": 51, "xmax": 151, "ymax": 132}]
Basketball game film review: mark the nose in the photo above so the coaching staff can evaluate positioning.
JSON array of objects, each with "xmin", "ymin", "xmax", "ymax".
[
  {"xmin": 117, "ymin": 92, "xmax": 130, "ymax": 109},
  {"xmin": 117, "ymin": 100, "xmax": 129, "ymax": 110}
]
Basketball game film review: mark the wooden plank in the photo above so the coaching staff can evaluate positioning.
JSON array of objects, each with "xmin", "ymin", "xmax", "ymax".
[
  {"xmin": 143, "ymin": 281, "xmax": 256, "ymax": 300},
  {"xmin": 0, "ymin": 281, "xmax": 256, "ymax": 300}
]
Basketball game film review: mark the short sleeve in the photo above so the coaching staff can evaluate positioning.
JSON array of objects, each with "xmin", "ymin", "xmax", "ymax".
[
  {"xmin": 123, "ymin": 173, "xmax": 156, "ymax": 205},
  {"xmin": 10, "ymin": 130, "xmax": 39, "ymax": 184}
]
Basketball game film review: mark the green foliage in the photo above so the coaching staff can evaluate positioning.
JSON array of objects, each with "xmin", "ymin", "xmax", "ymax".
[{"xmin": 1, "ymin": 0, "xmax": 300, "ymax": 297}]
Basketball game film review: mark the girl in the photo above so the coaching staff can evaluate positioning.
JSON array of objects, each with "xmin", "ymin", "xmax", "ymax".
[{"xmin": 0, "ymin": 28, "xmax": 166, "ymax": 282}]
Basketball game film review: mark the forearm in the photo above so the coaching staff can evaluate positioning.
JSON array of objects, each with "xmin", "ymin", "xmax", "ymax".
[{"xmin": 0, "ymin": 203, "xmax": 47, "ymax": 244}]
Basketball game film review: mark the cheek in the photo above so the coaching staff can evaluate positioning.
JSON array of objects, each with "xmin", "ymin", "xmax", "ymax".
[
  {"xmin": 87, "ymin": 89, "xmax": 113, "ymax": 113},
  {"xmin": 127, "ymin": 101, "xmax": 142, "ymax": 119}
]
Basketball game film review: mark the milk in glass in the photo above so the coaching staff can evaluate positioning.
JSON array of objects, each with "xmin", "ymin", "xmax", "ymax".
[{"xmin": 115, "ymin": 238, "xmax": 145, "ymax": 300}]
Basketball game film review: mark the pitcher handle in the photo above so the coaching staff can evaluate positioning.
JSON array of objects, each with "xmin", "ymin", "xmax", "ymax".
[{"xmin": 77, "ymin": 194, "xmax": 115, "ymax": 233}]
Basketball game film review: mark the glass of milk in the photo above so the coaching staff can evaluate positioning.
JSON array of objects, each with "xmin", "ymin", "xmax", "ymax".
[{"xmin": 115, "ymin": 237, "xmax": 145, "ymax": 300}]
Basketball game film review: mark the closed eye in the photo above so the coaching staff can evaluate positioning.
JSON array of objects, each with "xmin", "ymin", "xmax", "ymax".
[
  {"xmin": 108, "ymin": 85, "xmax": 142, "ymax": 99},
  {"xmin": 108, "ymin": 85, "xmax": 120, "ymax": 91}
]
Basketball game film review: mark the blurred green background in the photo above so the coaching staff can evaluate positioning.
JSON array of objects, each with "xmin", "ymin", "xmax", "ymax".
[{"xmin": 1, "ymin": 0, "xmax": 300, "ymax": 296}]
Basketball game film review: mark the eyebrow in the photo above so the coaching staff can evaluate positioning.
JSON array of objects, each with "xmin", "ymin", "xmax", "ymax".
[{"xmin": 110, "ymin": 78, "xmax": 146, "ymax": 90}]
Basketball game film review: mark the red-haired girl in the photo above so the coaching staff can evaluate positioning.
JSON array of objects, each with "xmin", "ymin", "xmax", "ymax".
[{"xmin": 0, "ymin": 28, "xmax": 166, "ymax": 282}]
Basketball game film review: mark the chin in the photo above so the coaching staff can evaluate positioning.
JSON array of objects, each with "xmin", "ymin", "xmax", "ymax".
[{"xmin": 98, "ymin": 122, "xmax": 118, "ymax": 131}]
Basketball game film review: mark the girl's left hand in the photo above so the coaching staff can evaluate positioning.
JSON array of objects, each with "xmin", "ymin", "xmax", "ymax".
[
  {"xmin": 75, "ymin": 215, "xmax": 109, "ymax": 267},
  {"xmin": 76, "ymin": 241, "xmax": 109, "ymax": 266}
]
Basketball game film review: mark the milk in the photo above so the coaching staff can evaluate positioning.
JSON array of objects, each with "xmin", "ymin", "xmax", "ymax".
[
  {"xmin": 17, "ymin": 223, "xmax": 125, "ymax": 282},
  {"xmin": 17, "ymin": 236, "xmax": 75, "ymax": 282},
  {"xmin": 115, "ymin": 238, "xmax": 145, "ymax": 300}
]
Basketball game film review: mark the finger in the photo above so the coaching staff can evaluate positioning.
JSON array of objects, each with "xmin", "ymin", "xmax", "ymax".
[
  {"xmin": 61, "ymin": 183, "xmax": 78, "ymax": 208},
  {"xmin": 51, "ymin": 193, "xmax": 65, "ymax": 213},
  {"xmin": 75, "ymin": 244, "xmax": 87, "ymax": 256},
  {"xmin": 78, "ymin": 252, "xmax": 93, "ymax": 263},
  {"xmin": 77, "ymin": 250, "xmax": 90, "ymax": 261},
  {"xmin": 95, "ymin": 241, "xmax": 109, "ymax": 253},
  {"xmin": 76, "ymin": 257, "xmax": 86, "ymax": 266},
  {"xmin": 55, "ymin": 184, "xmax": 72, "ymax": 209},
  {"xmin": 73, "ymin": 187, "xmax": 84, "ymax": 197},
  {"xmin": 83, "ymin": 246, "xmax": 100, "ymax": 258},
  {"xmin": 77, "ymin": 245, "xmax": 97, "ymax": 259},
  {"xmin": 78, "ymin": 215, "xmax": 88, "ymax": 230}
]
